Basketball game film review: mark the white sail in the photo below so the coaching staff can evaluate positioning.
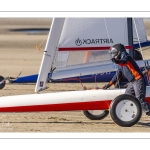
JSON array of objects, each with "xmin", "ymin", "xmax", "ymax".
[
  {"xmin": 35, "ymin": 18, "xmax": 147, "ymax": 92},
  {"xmin": 54, "ymin": 18, "xmax": 129, "ymax": 70},
  {"xmin": 59, "ymin": 18, "xmax": 128, "ymax": 48}
]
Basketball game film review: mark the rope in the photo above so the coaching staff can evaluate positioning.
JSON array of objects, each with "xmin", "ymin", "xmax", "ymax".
[
  {"xmin": 78, "ymin": 73, "xmax": 85, "ymax": 89},
  {"xmin": 35, "ymin": 36, "xmax": 47, "ymax": 50},
  {"xmin": 95, "ymin": 74, "xmax": 97, "ymax": 88},
  {"xmin": 133, "ymin": 18, "xmax": 144, "ymax": 59},
  {"xmin": 104, "ymin": 18, "xmax": 111, "ymax": 48},
  {"xmin": 132, "ymin": 18, "xmax": 149, "ymax": 86},
  {"xmin": 15, "ymin": 37, "xmax": 47, "ymax": 79},
  {"xmin": 104, "ymin": 18, "xmax": 120, "ymax": 90},
  {"xmin": 16, "ymin": 50, "xmax": 38, "ymax": 79}
]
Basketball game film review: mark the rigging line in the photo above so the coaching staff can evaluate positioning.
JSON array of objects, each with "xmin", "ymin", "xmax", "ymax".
[
  {"xmin": 36, "ymin": 36, "xmax": 48, "ymax": 51},
  {"xmin": 104, "ymin": 18, "xmax": 120, "ymax": 90},
  {"xmin": 124, "ymin": 20, "xmax": 127, "ymax": 49},
  {"xmin": 78, "ymin": 73, "xmax": 85, "ymax": 89},
  {"xmin": 37, "ymin": 36, "xmax": 47, "ymax": 49},
  {"xmin": 16, "ymin": 37, "xmax": 47, "ymax": 79},
  {"xmin": 16, "ymin": 49, "xmax": 38, "ymax": 79},
  {"xmin": 103, "ymin": 18, "xmax": 111, "ymax": 48},
  {"xmin": 95, "ymin": 74, "xmax": 97, "ymax": 88},
  {"xmin": 133, "ymin": 18, "xmax": 144, "ymax": 60}
]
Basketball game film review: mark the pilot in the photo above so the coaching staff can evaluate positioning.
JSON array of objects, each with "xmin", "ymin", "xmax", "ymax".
[{"xmin": 102, "ymin": 43, "xmax": 150, "ymax": 116}]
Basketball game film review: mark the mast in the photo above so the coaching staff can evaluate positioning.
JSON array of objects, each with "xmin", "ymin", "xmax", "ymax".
[
  {"xmin": 127, "ymin": 18, "xmax": 134, "ymax": 58},
  {"xmin": 35, "ymin": 18, "xmax": 65, "ymax": 93}
]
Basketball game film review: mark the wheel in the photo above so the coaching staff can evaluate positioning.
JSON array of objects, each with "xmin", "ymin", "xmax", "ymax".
[
  {"xmin": 134, "ymin": 49, "xmax": 143, "ymax": 61},
  {"xmin": 110, "ymin": 94, "xmax": 142, "ymax": 127},
  {"xmin": 0, "ymin": 76, "xmax": 5, "ymax": 89},
  {"xmin": 83, "ymin": 110, "xmax": 109, "ymax": 120}
]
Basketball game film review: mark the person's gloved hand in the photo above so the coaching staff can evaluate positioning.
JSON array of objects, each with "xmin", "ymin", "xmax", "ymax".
[
  {"xmin": 142, "ymin": 69, "xmax": 148, "ymax": 75},
  {"xmin": 111, "ymin": 58, "xmax": 119, "ymax": 64},
  {"xmin": 102, "ymin": 83, "xmax": 110, "ymax": 90}
]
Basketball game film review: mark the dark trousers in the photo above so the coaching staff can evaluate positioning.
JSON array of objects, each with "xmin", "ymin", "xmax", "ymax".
[{"xmin": 125, "ymin": 78, "xmax": 150, "ymax": 115}]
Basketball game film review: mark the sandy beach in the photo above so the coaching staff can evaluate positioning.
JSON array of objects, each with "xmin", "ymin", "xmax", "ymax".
[{"xmin": 1, "ymin": 18, "xmax": 150, "ymax": 132}]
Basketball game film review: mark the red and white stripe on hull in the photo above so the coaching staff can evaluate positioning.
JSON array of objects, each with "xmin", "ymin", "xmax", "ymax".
[
  {"xmin": 0, "ymin": 87, "xmax": 150, "ymax": 112},
  {"xmin": 0, "ymin": 100, "xmax": 112, "ymax": 112}
]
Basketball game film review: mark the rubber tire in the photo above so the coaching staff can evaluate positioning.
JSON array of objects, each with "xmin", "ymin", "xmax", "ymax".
[
  {"xmin": 83, "ymin": 110, "xmax": 109, "ymax": 120},
  {"xmin": 0, "ymin": 76, "xmax": 6, "ymax": 89},
  {"xmin": 110, "ymin": 94, "xmax": 142, "ymax": 127},
  {"xmin": 134, "ymin": 49, "xmax": 143, "ymax": 61}
]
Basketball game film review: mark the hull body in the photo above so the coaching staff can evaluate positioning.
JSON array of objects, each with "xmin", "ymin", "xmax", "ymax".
[{"xmin": 0, "ymin": 86, "xmax": 150, "ymax": 112}]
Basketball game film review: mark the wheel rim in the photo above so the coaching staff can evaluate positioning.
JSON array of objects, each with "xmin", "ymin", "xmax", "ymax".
[
  {"xmin": 88, "ymin": 110, "xmax": 105, "ymax": 116},
  {"xmin": 115, "ymin": 100, "xmax": 138, "ymax": 121}
]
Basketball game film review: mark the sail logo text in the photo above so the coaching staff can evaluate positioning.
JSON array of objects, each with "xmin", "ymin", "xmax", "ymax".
[{"xmin": 75, "ymin": 38, "xmax": 113, "ymax": 46}]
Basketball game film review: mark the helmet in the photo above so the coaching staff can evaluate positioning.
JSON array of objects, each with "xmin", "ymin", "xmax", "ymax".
[{"xmin": 109, "ymin": 43, "xmax": 126, "ymax": 59}]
